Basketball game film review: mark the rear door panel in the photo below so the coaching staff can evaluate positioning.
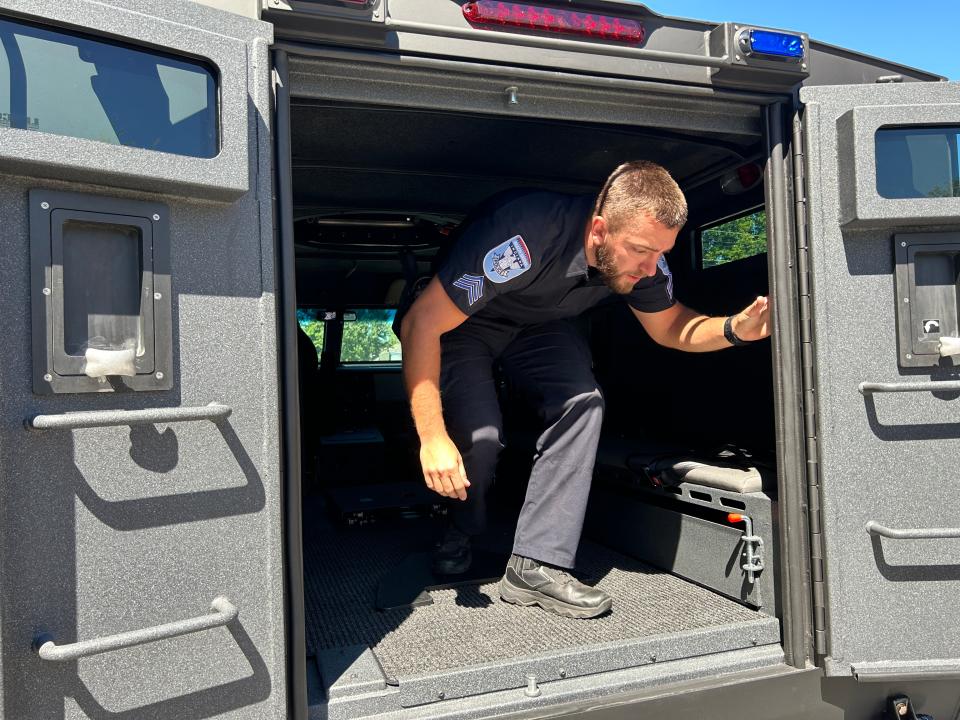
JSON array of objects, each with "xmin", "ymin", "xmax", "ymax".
[
  {"xmin": 801, "ymin": 81, "xmax": 960, "ymax": 678},
  {"xmin": 0, "ymin": 2, "xmax": 285, "ymax": 717}
]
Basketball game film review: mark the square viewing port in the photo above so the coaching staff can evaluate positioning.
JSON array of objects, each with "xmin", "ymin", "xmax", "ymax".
[{"xmin": 30, "ymin": 190, "xmax": 172, "ymax": 393}]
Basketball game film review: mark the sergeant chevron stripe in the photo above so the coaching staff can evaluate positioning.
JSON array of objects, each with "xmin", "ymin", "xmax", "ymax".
[{"xmin": 453, "ymin": 273, "xmax": 484, "ymax": 306}]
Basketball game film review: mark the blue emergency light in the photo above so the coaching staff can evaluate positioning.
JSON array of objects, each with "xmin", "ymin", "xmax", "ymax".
[{"xmin": 743, "ymin": 29, "xmax": 805, "ymax": 60}]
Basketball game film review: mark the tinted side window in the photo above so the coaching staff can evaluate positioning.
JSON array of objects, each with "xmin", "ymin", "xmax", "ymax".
[
  {"xmin": 876, "ymin": 127, "xmax": 960, "ymax": 199},
  {"xmin": 700, "ymin": 210, "xmax": 767, "ymax": 269},
  {"xmin": 0, "ymin": 16, "xmax": 217, "ymax": 157},
  {"xmin": 341, "ymin": 309, "xmax": 402, "ymax": 363}
]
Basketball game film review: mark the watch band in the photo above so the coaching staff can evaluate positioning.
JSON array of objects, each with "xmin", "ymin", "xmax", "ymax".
[{"xmin": 724, "ymin": 315, "xmax": 750, "ymax": 347}]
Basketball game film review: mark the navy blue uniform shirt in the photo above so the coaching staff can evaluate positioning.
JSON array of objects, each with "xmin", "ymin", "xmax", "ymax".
[{"xmin": 436, "ymin": 190, "xmax": 675, "ymax": 332}]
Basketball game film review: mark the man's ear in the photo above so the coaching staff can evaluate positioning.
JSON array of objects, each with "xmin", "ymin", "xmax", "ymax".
[{"xmin": 590, "ymin": 216, "xmax": 608, "ymax": 245}]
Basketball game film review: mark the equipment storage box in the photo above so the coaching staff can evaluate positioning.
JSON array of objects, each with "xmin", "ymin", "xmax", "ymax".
[{"xmin": 588, "ymin": 465, "xmax": 778, "ymax": 613}]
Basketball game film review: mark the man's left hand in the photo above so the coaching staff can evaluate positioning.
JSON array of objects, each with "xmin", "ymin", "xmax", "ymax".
[{"xmin": 732, "ymin": 296, "xmax": 771, "ymax": 342}]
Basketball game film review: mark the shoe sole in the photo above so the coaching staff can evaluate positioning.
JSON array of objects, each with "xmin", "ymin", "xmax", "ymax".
[{"xmin": 498, "ymin": 579, "xmax": 612, "ymax": 619}]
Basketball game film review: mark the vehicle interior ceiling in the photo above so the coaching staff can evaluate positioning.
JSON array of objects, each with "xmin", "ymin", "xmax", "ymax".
[{"xmin": 289, "ymin": 97, "xmax": 780, "ymax": 702}]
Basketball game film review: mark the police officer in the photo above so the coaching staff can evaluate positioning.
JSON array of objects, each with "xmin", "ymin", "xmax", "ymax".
[{"xmin": 399, "ymin": 161, "xmax": 770, "ymax": 619}]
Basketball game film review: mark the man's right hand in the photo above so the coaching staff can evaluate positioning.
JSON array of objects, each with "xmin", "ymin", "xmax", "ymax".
[{"xmin": 420, "ymin": 434, "xmax": 470, "ymax": 500}]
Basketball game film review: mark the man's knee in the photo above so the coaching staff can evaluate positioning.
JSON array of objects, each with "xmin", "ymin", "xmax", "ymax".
[
  {"xmin": 448, "ymin": 421, "xmax": 504, "ymax": 467},
  {"xmin": 469, "ymin": 425, "xmax": 505, "ymax": 462},
  {"xmin": 547, "ymin": 385, "xmax": 605, "ymax": 426}
]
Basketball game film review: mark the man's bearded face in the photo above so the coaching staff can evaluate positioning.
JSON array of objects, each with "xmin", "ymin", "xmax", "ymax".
[
  {"xmin": 594, "ymin": 242, "xmax": 639, "ymax": 295},
  {"xmin": 592, "ymin": 215, "xmax": 679, "ymax": 295}
]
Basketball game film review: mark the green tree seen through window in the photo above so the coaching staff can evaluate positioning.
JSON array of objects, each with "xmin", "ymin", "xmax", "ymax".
[
  {"xmin": 341, "ymin": 309, "xmax": 402, "ymax": 363},
  {"xmin": 701, "ymin": 210, "xmax": 767, "ymax": 269}
]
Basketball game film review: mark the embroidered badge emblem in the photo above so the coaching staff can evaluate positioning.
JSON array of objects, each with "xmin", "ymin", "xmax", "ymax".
[
  {"xmin": 452, "ymin": 273, "xmax": 484, "ymax": 306},
  {"xmin": 657, "ymin": 255, "xmax": 674, "ymax": 300},
  {"xmin": 483, "ymin": 235, "xmax": 532, "ymax": 284}
]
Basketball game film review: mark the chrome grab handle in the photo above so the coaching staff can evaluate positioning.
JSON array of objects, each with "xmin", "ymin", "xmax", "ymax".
[
  {"xmin": 34, "ymin": 596, "xmax": 238, "ymax": 662},
  {"xmin": 859, "ymin": 381, "xmax": 960, "ymax": 395},
  {"xmin": 866, "ymin": 521, "xmax": 960, "ymax": 540},
  {"xmin": 26, "ymin": 403, "xmax": 232, "ymax": 431}
]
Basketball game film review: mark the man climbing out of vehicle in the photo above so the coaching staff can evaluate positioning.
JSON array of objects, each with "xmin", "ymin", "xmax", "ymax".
[{"xmin": 399, "ymin": 160, "xmax": 771, "ymax": 619}]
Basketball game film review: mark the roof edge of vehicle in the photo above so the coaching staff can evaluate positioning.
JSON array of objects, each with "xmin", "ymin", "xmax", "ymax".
[
  {"xmin": 194, "ymin": 0, "xmax": 946, "ymax": 85},
  {"xmin": 806, "ymin": 37, "xmax": 946, "ymax": 83}
]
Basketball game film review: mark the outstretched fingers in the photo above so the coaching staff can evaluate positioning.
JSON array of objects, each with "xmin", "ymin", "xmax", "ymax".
[{"xmin": 744, "ymin": 295, "xmax": 768, "ymax": 317}]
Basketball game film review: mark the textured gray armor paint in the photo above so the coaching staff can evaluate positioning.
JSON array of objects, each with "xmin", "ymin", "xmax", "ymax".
[
  {"xmin": 395, "ymin": 618, "xmax": 780, "ymax": 708},
  {"xmin": 799, "ymin": 81, "xmax": 960, "ymax": 677},
  {"xmin": 192, "ymin": 0, "xmax": 261, "ymax": 18},
  {"xmin": 0, "ymin": 1, "xmax": 284, "ymax": 718},
  {"xmin": 835, "ymin": 103, "xmax": 960, "ymax": 228},
  {"xmin": 313, "ymin": 646, "xmax": 786, "ymax": 720}
]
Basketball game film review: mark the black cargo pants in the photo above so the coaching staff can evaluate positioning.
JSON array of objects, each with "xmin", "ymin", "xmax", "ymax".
[{"xmin": 439, "ymin": 318, "xmax": 604, "ymax": 569}]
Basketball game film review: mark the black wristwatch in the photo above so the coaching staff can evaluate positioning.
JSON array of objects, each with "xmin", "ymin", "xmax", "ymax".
[{"xmin": 723, "ymin": 315, "xmax": 751, "ymax": 347}]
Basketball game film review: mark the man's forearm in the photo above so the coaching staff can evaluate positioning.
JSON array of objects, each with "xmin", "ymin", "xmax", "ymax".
[
  {"xmin": 638, "ymin": 297, "xmax": 769, "ymax": 352},
  {"xmin": 659, "ymin": 307, "xmax": 734, "ymax": 352},
  {"xmin": 401, "ymin": 317, "xmax": 448, "ymax": 441}
]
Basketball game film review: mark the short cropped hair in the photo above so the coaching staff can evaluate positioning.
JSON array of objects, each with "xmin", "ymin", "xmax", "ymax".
[{"xmin": 594, "ymin": 161, "xmax": 688, "ymax": 233}]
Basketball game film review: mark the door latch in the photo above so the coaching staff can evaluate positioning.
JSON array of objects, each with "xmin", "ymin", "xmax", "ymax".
[{"xmin": 727, "ymin": 514, "xmax": 764, "ymax": 584}]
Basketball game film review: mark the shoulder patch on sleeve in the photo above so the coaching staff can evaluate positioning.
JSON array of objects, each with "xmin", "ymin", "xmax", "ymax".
[
  {"xmin": 483, "ymin": 235, "xmax": 532, "ymax": 284},
  {"xmin": 658, "ymin": 255, "xmax": 674, "ymax": 300},
  {"xmin": 452, "ymin": 273, "xmax": 484, "ymax": 306}
]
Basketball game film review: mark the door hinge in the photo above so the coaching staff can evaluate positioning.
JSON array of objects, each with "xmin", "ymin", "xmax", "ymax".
[{"xmin": 792, "ymin": 109, "xmax": 828, "ymax": 659}]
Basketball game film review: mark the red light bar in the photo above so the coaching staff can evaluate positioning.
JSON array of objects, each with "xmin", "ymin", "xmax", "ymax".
[
  {"xmin": 302, "ymin": 0, "xmax": 373, "ymax": 6},
  {"xmin": 462, "ymin": 1, "xmax": 644, "ymax": 45}
]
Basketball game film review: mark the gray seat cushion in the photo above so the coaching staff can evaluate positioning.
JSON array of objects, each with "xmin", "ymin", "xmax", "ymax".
[
  {"xmin": 653, "ymin": 457, "xmax": 765, "ymax": 494},
  {"xmin": 597, "ymin": 435, "xmax": 772, "ymax": 494}
]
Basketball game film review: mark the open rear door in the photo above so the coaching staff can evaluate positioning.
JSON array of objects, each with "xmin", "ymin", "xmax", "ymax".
[
  {"xmin": 0, "ymin": 1, "xmax": 287, "ymax": 718},
  {"xmin": 801, "ymin": 80, "xmax": 960, "ymax": 680}
]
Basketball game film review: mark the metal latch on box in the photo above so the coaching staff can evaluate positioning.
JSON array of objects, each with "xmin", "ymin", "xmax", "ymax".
[{"xmin": 727, "ymin": 513, "xmax": 764, "ymax": 583}]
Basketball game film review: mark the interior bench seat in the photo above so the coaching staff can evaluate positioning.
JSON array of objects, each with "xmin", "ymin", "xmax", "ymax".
[{"xmin": 596, "ymin": 435, "xmax": 774, "ymax": 494}]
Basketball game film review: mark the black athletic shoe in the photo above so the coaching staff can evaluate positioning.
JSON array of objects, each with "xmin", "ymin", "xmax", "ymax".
[
  {"xmin": 431, "ymin": 525, "xmax": 472, "ymax": 575},
  {"xmin": 499, "ymin": 554, "xmax": 612, "ymax": 619}
]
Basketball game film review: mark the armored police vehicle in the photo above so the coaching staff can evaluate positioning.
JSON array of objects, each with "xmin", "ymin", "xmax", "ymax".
[{"xmin": 0, "ymin": 0, "xmax": 957, "ymax": 718}]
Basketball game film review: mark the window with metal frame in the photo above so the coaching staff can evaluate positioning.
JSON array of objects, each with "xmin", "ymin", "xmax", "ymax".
[
  {"xmin": 341, "ymin": 308, "xmax": 402, "ymax": 363},
  {"xmin": 297, "ymin": 308, "xmax": 402, "ymax": 364},
  {"xmin": 876, "ymin": 126, "xmax": 960, "ymax": 199},
  {"xmin": 699, "ymin": 209, "xmax": 767, "ymax": 269},
  {"xmin": 0, "ymin": 15, "xmax": 218, "ymax": 157}
]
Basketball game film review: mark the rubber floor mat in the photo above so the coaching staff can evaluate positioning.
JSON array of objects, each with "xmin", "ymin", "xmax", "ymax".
[{"xmin": 303, "ymin": 506, "xmax": 765, "ymax": 679}]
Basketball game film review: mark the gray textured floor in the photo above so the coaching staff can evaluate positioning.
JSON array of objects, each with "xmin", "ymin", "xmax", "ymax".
[{"xmin": 303, "ymin": 501, "xmax": 764, "ymax": 679}]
